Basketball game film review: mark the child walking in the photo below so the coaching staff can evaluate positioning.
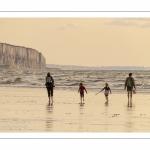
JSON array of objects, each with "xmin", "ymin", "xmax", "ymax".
[
  {"xmin": 78, "ymin": 83, "xmax": 87, "ymax": 104},
  {"xmin": 95, "ymin": 83, "xmax": 112, "ymax": 102}
]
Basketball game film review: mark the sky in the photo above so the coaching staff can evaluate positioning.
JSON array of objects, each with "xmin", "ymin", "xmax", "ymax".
[{"xmin": 0, "ymin": 18, "xmax": 150, "ymax": 67}]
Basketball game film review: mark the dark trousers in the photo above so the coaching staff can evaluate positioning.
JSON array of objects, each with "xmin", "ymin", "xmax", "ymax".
[
  {"xmin": 46, "ymin": 87, "xmax": 53, "ymax": 97},
  {"xmin": 80, "ymin": 92, "xmax": 84, "ymax": 97}
]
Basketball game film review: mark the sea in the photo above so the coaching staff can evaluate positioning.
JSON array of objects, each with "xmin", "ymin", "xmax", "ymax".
[{"xmin": 0, "ymin": 68, "xmax": 150, "ymax": 93}]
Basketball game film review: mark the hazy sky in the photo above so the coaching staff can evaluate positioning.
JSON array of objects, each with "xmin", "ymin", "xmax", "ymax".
[{"xmin": 0, "ymin": 18, "xmax": 150, "ymax": 67}]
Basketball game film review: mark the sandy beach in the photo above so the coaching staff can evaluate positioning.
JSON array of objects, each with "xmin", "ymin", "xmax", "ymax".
[{"xmin": 0, "ymin": 87, "xmax": 150, "ymax": 132}]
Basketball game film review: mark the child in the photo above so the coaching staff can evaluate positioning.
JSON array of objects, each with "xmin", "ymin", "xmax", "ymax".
[
  {"xmin": 96, "ymin": 83, "xmax": 112, "ymax": 102},
  {"xmin": 78, "ymin": 83, "xmax": 87, "ymax": 104}
]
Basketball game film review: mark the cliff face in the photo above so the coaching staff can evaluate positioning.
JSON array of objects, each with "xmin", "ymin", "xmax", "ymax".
[{"xmin": 0, "ymin": 43, "xmax": 46, "ymax": 69}]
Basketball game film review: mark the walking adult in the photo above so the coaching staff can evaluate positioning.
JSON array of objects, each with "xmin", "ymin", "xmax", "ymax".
[
  {"xmin": 124, "ymin": 73, "xmax": 136, "ymax": 107},
  {"xmin": 45, "ymin": 72, "xmax": 54, "ymax": 102}
]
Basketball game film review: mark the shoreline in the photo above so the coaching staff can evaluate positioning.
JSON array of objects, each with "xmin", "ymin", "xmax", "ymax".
[{"xmin": 0, "ymin": 86, "xmax": 149, "ymax": 94}]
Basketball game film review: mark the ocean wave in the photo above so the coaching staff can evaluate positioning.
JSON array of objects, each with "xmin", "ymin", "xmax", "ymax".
[
  {"xmin": 114, "ymin": 79, "xmax": 125, "ymax": 82},
  {"xmin": 2, "ymin": 80, "xmax": 13, "ymax": 84},
  {"xmin": 1, "ymin": 69, "xmax": 150, "ymax": 92},
  {"xmin": 87, "ymin": 79, "xmax": 102, "ymax": 82},
  {"xmin": 14, "ymin": 78, "xmax": 22, "ymax": 82},
  {"xmin": 38, "ymin": 78, "xmax": 44, "ymax": 80},
  {"xmin": 65, "ymin": 83, "xmax": 79, "ymax": 86},
  {"xmin": 112, "ymin": 84, "xmax": 124, "ymax": 87},
  {"xmin": 136, "ymin": 84, "xmax": 143, "ymax": 86}
]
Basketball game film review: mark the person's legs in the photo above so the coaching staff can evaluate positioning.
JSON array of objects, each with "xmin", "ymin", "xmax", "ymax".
[
  {"xmin": 127, "ymin": 87, "xmax": 130, "ymax": 102},
  {"xmin": 127, "ymin": 96, "xmax": 129, "ymax": 107},
  {"xmin": 130, "ymin": 91, "xmax": 132, "ymax": 100},
  {"xmin": 130, "ymin": 90, "xmax": 133, "ymax": 107},
  {"xmin": 127, "ymin": 86, "xmax": 133, "ymax": 107},
  {"xmin": 105, "ymin": 94, "xmax": 108, "ymax": 101},
  {"xmin": 46, "ymin": 87, "xmax": 50, "ymax": 97},
  {"xmin": 127, "ymin": 91, "xmax": 129, "ymax": 101},
  {"xmin": 50, "ymin": 87, "xmax": 53, "ymax": 101},
  {"xmin": 48, "ymin": 99, "xmax": 50, "ymax": 105},
  {"xmin": 80, "ymin": 92, "xmax": 83, "ymax": 103},
  {"xmin": 127, "ymin": 87, "xmax": 133, "ymax": 107},
  {"xmin": 46, "ymin": 87, "xmax": 51, "ymax": 102},
  {"xmin": 83, "ymin": 93, "xmax": 84, "ymax": 101},
  {"xmin": 106, "ymin": 96, "xmax": 108, "ymax": 101}
]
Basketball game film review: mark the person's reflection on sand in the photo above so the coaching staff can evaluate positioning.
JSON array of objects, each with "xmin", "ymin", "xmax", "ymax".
[
  {"xmin": 78, "ymin": 102, "xmax": 84, "ymax": 131},
  {"xmin": 45, "ymin": 101, "xmax": 53, "ymax": 131},
  {"xmin": 105, "ymin": 101, "xmax": 108, "ymax": 106},
  {"xmin": 125, "ymin": 105, "xmax": 134, "ymax": 131},
  {"xmin": 104, "ymin": 101, "xmax": 109, "ymax": 131},
  {"xmin": 80, "ymin": 103, "xmax": 85, "ymax": 107}
]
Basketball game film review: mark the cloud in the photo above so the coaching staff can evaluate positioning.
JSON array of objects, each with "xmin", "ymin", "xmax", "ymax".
[
  {"xmin": 56, "ymin": 26, "xmax": 66, "ymax": 30},
  {"xmin": 55, "ymin": 22, "xmax": 86, "ymax": 30},
  {"xmin": 0, "ymin": 20, "xmax": 5, "ymax": 25},
  {"xmin": 67, "ymin": 23, "xmax": 78, "ymax": 28},
  {"xmin": 105, "ymin": 18, "xmax": 150, "ymax": 28},
  {"xmin": 106, "ymin": 19, "xmax": 137, "ymax": 26},
  {"xmin": 66, "ymin": 23, "xmax": 86, "ymax": 28}
]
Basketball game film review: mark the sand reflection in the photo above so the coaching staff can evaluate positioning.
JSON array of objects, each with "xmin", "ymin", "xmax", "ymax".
[
  {"xmin": 78, "ymin": 102, "xmax": 84, "ymax": 131},
  {"xmin": 105, "ymin": 101, "xmax": 108, "ymax": 106},
  {"xmin": 45, "ymin": 101, "xmax": 53, "ymax": 131},
  {"xmin": 124, "ymin": 104, "xmax": 135, "ymax": 132}
]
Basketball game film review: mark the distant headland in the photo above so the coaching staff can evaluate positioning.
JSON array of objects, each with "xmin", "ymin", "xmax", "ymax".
[
  {"xmin": 0, "ymin": 43, "xmax": 46, "ymax": 69},
  {"xmin": 47, "ymin": 64, "xmax": 150, "ymax": 70}
]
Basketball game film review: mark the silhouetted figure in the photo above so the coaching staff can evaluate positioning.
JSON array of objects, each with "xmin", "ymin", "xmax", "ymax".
[
  {"xmin": 78, "ymin": 83, "xmax": 87, "ymax": 104},
  {"xmin": 45, "ymin": 72, "xmax": 54, "ymax": 102},
  {"xmin": 95, "ymin": 83, "xmax": 112, "ymax": 102},
  {"xmin": 124, "ymin": 73, "xmax": 136, "ymax": 107}
]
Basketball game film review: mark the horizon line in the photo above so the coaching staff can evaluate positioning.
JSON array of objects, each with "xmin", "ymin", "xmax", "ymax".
[{"xmin": 46, "ymin": 64, "xmax": 149, "ymax": 68}]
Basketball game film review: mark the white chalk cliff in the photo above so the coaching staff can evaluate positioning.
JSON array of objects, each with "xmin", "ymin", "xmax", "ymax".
[{"xmin": 0, "ymin": 43, "xmax": 46, "ymax": 69}]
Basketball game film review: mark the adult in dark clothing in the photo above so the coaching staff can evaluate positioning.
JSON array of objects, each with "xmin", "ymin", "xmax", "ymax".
[
  {"xmin": 124, "ymin": 73, "xmax": 136, "ymax": 107},
  {"xmin": 45, "ymin": 72, "xmax": 54, "ymax": 102}
]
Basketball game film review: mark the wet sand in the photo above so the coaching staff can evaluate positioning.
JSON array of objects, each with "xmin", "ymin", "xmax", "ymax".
[{"xmin": 0, "ymin": 87, "xmax": 150, "ymax": 132}]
